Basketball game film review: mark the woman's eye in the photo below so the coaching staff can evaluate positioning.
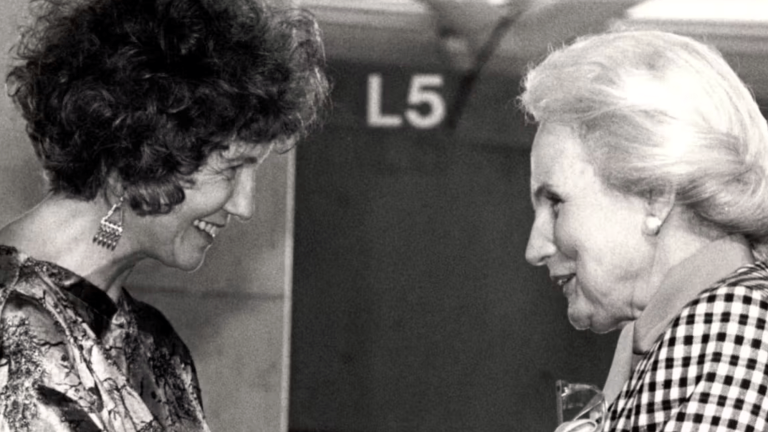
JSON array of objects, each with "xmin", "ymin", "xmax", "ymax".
[
  {"xmin": 546, "ymin": 194, "xmax": 563, "ymax": 216},
  {"xmin": 221, "ymin": 165, "xmax": 240, "ymax": 180}
]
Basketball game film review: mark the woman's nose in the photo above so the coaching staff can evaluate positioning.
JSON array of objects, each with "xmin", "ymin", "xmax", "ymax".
[
  {"xmin": 224, "ymin": 172, "xmax": 256, "ymax": 221},
  {"xmin": 525, "ymin": 216, "xmax": 556, "ymax": 266}
]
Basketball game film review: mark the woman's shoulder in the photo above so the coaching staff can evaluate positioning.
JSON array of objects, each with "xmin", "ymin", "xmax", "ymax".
[
  {"xmin": 720, "ymin": 261, "xmax": 768, "ymax": 289},
  {"xmin": 0, "ymin": 245, "xmax": 87, "ymax": 331},
  {"xmin": 680, "ymin": 262, "xmax": 768, "ymax": 325},
  {"xmin": 697, "ymin": 262, "xmax": 768, "ymax": 302},
  {"xmin": 0, "ymin": 245, "xmax": 61, "ymax": 335},
  {"xmin": 0, "ymin": 289, "xmax": 67, "ymax": 349}
]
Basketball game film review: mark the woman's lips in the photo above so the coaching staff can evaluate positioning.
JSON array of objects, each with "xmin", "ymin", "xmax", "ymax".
[
  {"xmin": 193, "ymin": 219, "xmax": 223, "ymax": 239},
  {"xmin": 551, "ymin": 274, "xmax": 575, "ymax": 291}
]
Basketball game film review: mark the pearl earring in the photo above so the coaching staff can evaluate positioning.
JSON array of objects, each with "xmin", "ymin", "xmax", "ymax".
[{"xmin": 643, "ymin": 216, "xmax": 662, "ymax": 236}]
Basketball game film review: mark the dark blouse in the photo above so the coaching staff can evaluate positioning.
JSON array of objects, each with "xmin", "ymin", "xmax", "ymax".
[{"xmin": 0, "ymin": 245, "xmax": 209, "ymax": 431}]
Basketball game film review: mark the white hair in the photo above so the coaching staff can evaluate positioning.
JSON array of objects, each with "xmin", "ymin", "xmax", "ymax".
[{"xmin": 520, "ymin": 30, "xmax": 768, "ymax": 260}]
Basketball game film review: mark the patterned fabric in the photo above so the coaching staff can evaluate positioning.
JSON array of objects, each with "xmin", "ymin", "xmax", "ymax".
[
  {"xmin": 604, "ymin": 262, "xmax": 768, "ymax": 432},
  {"xmin": 0, "ymin": 245, "xmax": 210, "ymax": 432}
]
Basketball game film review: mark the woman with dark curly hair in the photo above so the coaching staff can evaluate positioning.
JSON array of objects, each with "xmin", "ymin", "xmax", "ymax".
[{"xmin": 0, "ymin": 0, "xmax": 329, "ymax": 429}]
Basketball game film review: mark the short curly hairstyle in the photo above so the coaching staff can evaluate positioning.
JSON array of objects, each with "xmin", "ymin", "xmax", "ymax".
[{"xmin": 7, "ymin": 0, "xmax": 330, "ymax": 215}]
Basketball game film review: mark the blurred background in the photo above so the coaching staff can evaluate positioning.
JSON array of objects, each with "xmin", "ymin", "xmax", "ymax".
[{"xmin": 1, "ymin": 1, "xmax": 767, "ymax": 431}]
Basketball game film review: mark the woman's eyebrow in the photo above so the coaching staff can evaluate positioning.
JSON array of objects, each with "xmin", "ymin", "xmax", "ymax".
[
  {"xmin": 221, "ymin": 153, "xmax": 261, "ymax": 165},
  {"xmin": 242, "ymin": 155, "xmax": 262, "ymax": 164},
  {"xmin": 531, "ymin": 182, "xmax": 555, "ymax": 203}
]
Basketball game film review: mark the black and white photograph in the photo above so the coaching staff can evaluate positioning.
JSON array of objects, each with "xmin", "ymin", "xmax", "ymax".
[{"xmin": 1, "ymin": 0, "xmax": 767, "ymax": 431}]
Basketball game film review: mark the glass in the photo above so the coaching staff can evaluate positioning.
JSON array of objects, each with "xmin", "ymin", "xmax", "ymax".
[{"xmin": 554, "ymin": 380, "xmax": 607, "ymax": 432}]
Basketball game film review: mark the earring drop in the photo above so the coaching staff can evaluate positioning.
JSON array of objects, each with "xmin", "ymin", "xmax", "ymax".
[
  {"xmin": 643, "ymin": 216, "xmax": 662, "ymax": 236},
  {"xmin": 93, "ymin": 197, "xmax": 124, "ymax": 251}
]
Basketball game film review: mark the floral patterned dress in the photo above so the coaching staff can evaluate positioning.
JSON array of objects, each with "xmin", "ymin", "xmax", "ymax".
[{"xmin": 0, "ymin": 245, "xmax": 210, "ymax": 431}]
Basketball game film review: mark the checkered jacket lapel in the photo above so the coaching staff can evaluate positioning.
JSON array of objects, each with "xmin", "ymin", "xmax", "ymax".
[{"xmin": 604, "ymin": 262, "xmax": 768, "ymax": 431}]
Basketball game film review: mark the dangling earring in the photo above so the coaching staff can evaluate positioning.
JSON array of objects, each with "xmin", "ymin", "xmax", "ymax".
[
  {"xmin": 643, "ymin": 216, "xmax": 662, "ymax": 237},
  {"xmin": 93, "ymin": 197, "xmax": 124, "ymax": 251}
]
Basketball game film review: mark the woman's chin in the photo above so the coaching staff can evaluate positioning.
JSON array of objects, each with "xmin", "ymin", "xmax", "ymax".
[
  {"xmin": 567, "ymin": 301, "xmax": 591, "ymax": 331},
  {"xmin": 161, "ymin": 249, "xmax": 209, "ymax": 272},
  {"xmin": 568, "ymin": 308, "xmax": 608, "ymax": 333},
  {"xmin": 568, "ymin": 315, "xmax": 592, "ymax": 331},
  {"xmin": 176, "ymin": 256, "xmax": 207, "ymax": 272},
  {"xmin": 570, "ymin": 313, "xmax": 619, "ymax": 334},
  {"xmin": 567, "ymin": 299, "xmax": 620, "ymax": 333}
]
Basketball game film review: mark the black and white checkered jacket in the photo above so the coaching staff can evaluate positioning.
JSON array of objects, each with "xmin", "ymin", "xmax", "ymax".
[{"xmin": 605, "ymin": 262, "xmax": 768, "ymax": 431}]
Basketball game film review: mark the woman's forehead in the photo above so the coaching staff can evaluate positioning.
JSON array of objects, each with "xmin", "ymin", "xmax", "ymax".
[
  {"xmin": 530, "ymin": 123, "xmax": 600, "ymax": 194},
  {"xmin": 531, "ymin": 124, "xmax": 589, "ymax": 172}
]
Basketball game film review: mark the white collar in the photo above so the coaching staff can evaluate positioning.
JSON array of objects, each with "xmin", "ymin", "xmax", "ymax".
[{"xmin": 603, "ymin": 235, "xmax": 755, "ymax": 403}]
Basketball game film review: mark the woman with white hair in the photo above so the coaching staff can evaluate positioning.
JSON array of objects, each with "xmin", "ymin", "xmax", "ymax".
[{"xmin": 521, "ymin": 30, "xmax": 768, "ymax": 431}]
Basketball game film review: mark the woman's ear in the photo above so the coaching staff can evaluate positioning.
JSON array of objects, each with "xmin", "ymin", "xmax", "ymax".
[
  {"xmin": 643, "ymin": 188, "xmax": 675, "ymax": 237},
  {"xmin": 102, "ymin": 171, "xmax": 126, "ymax": 206}
]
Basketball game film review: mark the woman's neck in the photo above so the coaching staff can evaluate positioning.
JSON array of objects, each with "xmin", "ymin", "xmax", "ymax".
[
  {"xmin": 630, "ymin": 208, "xmax": 746, "ymax": 319},
  {"xmin": 0, "ymin": 194, "xmax": 143, "ymax": 301}
]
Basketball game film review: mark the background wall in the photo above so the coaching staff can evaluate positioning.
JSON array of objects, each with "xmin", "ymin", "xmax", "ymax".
[
  {"xmin": 0, "ymin": 1, "xmax": 295, "ymax": 431},
  {"xmin": 288, "ymin": 61, "xmax": 619, "ymax": 432}
]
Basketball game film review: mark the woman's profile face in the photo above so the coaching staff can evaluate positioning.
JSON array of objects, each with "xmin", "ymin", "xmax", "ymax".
[
  {"xmin": 525, "ymin": 123, "xmax": 654, "ymax": 333},
  {"xmin": 130, "ymin": 141, "xmax": 275, "ymax": 271}
]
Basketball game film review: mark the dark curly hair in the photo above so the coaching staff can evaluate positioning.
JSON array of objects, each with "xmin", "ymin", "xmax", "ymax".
[{"xmin": 7, "ymin": 0, "xmax": 329, "ymax": 215}]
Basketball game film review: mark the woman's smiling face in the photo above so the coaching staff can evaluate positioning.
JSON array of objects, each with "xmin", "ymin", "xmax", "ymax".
[
  {"xmin": 131, "ymin": 140, "xmax": 274, "ymax": 272},
  {"xmin": 525, "ymin": 122, "xmax": 655, "ymax": 333}
]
